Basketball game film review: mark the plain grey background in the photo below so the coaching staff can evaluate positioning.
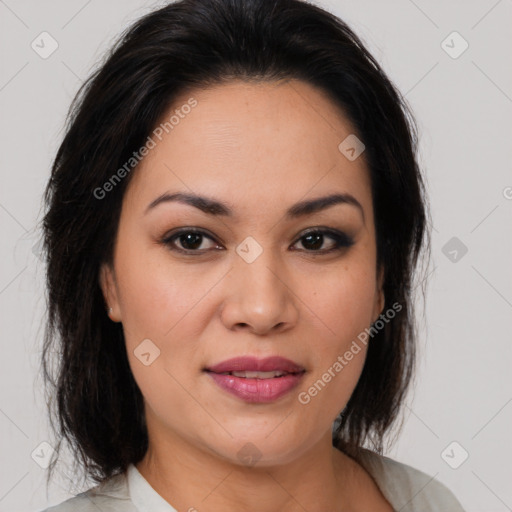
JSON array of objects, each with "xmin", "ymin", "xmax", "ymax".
[{"xmin": 0, "ymin": 0, "xmax": 511, "ymax": 511}]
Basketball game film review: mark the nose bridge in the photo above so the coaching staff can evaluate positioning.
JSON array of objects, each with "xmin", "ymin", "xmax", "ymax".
[
  {"xmin": 236, "ymin": 235, "xmax": 287, "ymax": 306},
  {"xmin": 220, "ymin": 235, "xmax": 298, "ymax": 333}
]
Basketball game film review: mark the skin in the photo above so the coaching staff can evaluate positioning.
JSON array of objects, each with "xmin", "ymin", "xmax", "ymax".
[{"xmin": 100, "ymin": 79, "xmax": 392, "ymax": 511}]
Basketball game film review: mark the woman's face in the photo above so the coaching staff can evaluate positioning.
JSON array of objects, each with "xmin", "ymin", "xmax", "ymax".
[{"xmin": 101, "ymin": 79, "xmax": 384, "ymax": 466}]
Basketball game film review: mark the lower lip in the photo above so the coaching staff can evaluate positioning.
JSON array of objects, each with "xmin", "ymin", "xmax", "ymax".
[{"xmin": 206, "ymin": 371, "xmax": 305, "ymax": 403}]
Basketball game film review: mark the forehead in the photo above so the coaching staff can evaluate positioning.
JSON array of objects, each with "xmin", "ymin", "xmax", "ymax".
[{"xmin": 125, "ymin": 79, "xmax": 372, "ymax": 222}]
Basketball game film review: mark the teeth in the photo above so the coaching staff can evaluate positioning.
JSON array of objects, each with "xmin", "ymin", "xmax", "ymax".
[{"xmin": 229, "ymin": 370, "xmax": 287, "ymax": 379}]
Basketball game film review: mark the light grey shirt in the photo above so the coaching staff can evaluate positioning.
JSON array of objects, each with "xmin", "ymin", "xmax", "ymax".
[{"xmin": 41, "ymin": 448, "xmax": 465, "ymax": 511}]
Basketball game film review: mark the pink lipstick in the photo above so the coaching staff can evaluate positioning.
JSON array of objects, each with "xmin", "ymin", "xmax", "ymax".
[{"xmin": 204, "ymin": 356, "xmax": 305, "ymax": 403}]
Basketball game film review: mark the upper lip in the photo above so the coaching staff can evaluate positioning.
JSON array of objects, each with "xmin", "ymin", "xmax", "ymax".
[{"xmin": 205, "ymin": 356, "xmax": 305, "ymax": 374}]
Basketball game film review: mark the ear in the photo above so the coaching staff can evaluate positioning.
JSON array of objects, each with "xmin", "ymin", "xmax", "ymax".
[
  {"xmin": 372, "ymin": 264, "xmax": 385, "ymax": 324},
  {"xmin": 99, "ymin": 262, "xmax": 121, "ymax": 322}
]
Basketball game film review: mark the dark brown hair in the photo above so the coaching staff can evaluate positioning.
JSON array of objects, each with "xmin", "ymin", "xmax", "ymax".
[{"xmin": 41, "ymin": 0, "xmax": 430, "ymax": 491}]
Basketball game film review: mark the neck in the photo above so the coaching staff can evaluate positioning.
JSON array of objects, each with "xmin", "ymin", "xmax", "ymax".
[{"xmin": 136, "ymin": 428, "xmax": 362, "ymax": 512}]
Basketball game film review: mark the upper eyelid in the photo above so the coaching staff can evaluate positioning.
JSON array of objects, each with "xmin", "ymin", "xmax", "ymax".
[{"xmin": 164, "ymin": 226, "xmax": 345, "ymax": 239}]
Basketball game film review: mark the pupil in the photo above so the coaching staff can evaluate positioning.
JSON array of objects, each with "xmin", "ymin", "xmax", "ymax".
[
  {"xmin": 181, "ymin": 233, "xmax": 202, "ymax": 250},
  {"xmin": 304, "ymin": 233, "xmax": 322, "ymax": 250}
]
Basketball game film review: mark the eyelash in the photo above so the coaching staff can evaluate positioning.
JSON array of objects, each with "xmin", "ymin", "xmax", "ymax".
[{"xmin": 160, "ymin": 227, "xmax": 354, "ymax": 255}]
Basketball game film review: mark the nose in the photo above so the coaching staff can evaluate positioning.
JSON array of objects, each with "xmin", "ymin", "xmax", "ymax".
[{"xmin": 219, "ymin": 250, "xmax": 299, "ymax": 336}]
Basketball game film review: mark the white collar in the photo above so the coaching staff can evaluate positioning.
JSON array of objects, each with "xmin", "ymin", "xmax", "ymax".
[
  {"xmin": 124, "ymin": 450, "xmax": 401, "ymax": 511},
  {"xmin": 127, "ymin": 463, "xmax": 178, "ymax": 512}
]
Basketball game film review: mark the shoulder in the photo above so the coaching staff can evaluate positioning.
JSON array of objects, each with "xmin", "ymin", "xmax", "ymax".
[
  {"xmin": 357, "ymin": 448, "xmax": 466, "ymax": 512},
  {"xmin": 40, "ymin": 472, "xmax": 137, "ymax": 512}
]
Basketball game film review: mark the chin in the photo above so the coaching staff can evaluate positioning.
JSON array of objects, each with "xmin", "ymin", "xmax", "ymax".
[{"xmin": 203, "ymin": 431, "xmax": 315, "ymax": 469}]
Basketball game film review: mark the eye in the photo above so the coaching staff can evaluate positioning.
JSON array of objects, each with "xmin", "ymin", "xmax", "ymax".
[
  {"xmin": 160, "ymin": 227, "xmax": 354, "ymax": 255},
  {"xmin": 161, "ymin": 229, "xmax": 220, "ymax": 253},
  {"xmin": 291, "ymin": 228, "xmax": 354, "ymax": 254}
]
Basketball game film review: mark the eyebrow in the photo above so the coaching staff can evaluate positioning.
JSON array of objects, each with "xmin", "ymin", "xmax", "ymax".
[{"xmin": 145, "ymin": 191, "xmax": 365, "ymax": 223}]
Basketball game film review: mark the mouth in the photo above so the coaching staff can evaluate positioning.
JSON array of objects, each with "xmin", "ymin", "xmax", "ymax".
[
  {"xmin": 204, "ymin": 356, "xmax": 306, "ymax": 403},
  {"xmin": 204, "ymin": 355, "xmax": 306, "ymax": 374},
  {"xmin": 207, "ymin": 370, "xmax": 302, "ymax": 379}
]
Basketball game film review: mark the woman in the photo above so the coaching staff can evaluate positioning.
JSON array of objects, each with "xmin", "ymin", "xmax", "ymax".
[{"xmin": 40, "ymin": 0, "xmax": 465, "ymax": 510}]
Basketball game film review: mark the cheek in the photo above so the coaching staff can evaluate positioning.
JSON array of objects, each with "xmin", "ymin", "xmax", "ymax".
[
  {"xmin": 115, "ymin": 242, "xmax": 211, "ymax": 341},
  {"xmin": 308, "ymin": 263, "xmax": 377, "ymax": 348},
  {"xmin": 297, "ymin": 260, "xmax": 376, "ymax": 406},
  {"xmin": 115, "ymin": 253, "xmax": 208, "ymax": 420},
  {"xmin": 296, "ymin": 302, "xmax": 370, "ymax": 425},
  {"xmin": 114, "ymin": 244, "xmax": 221, "ymax": 396}
]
